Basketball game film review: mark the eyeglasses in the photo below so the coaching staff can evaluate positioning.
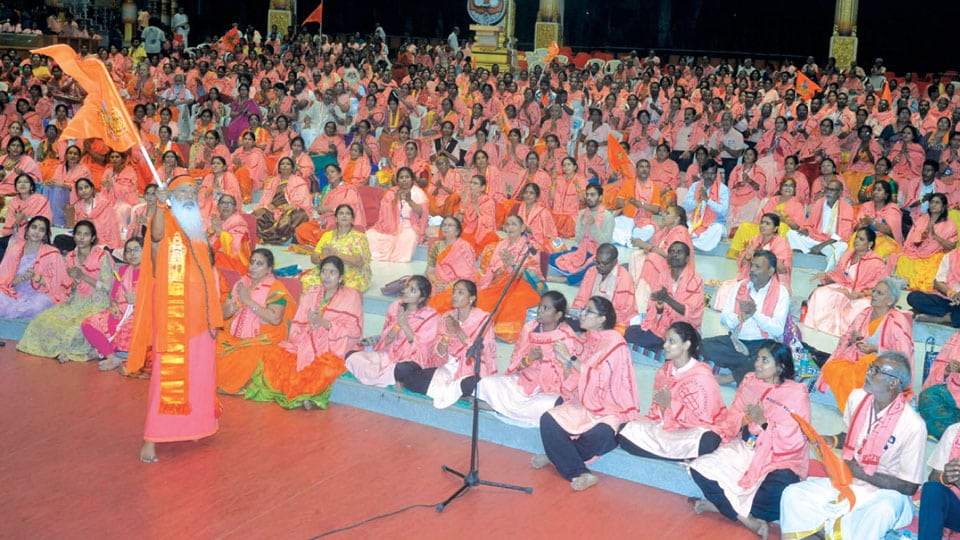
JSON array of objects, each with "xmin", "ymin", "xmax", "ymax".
[
  {"xmin": 866, "ymin": 364, "xmax": 898, "ymax": 381},
  {"xmin": 582, "ymin": 308, "xmax": 600, "ymax": 317}
]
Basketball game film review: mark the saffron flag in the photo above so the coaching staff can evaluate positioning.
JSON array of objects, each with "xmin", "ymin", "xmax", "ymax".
[
  {"xmin": 32, "ymin": 44, "xmax": 141, "ymax": 152},
  {"xmin": 302, "ymin": 1, "xmax": 323, "ymax": 26},
  {"xmin": 795, "ymin": 71, "xmax": 822, "ymax": 101},
  {"xmin": 544, "ymin": 41, "xmax": 559, "ymax": 64},
  {"xmin": 791, "ymin": 411, "xmax": 856, "ymax": 510},
  {"xmin": 608, "ymin": 132, "xmax": 634, "ymax": 181},
  {"xmin": 880, "ymin": 80, "xmax": 892, "ymax": 105}
]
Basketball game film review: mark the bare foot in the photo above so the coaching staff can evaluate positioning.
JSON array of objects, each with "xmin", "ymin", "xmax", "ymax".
[
  {"xmin": 56, "ymin": 354, "xmax": 70, "ymax": 364},
  {"xmin": 693, "ymin": 498, "xmax": 719, "ymax": 515},
  {"xmin": 302, "ymin": 399, "xmax": 316, "ymax": 410},
  {"xmin": 715, "ymin": 373, "xmax": 735, "ymax": 385},
  {"xmin": 570, "ymin": 472, "xmax": 599, "ymax": 491},
  {"xmin": 140, "ymin": 440, "xmax": 158, "ymax": 463},
  {"xmin": 916, "ymin": 313, "xmax": 951, "ymax": 324},
  {"xmin": 545, "ymin": 275, "xmax": 568, "ymax": 283},
  {"xmin": 530, "ymin": 454, "xmax": 551, "ymax": 469},
  {"xmin": 98, "ymin": 355, "xmax": 123, "ymax": 371},
  {"xmin": 738, "ymin": 515, "xmax": 769, "ymax": 539}
]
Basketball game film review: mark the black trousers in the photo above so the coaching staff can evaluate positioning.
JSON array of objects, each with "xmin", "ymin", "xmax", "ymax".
[
  {"xmin": 690, "ymin": 467, "xmax": 800, "ymax": 522},
  {"xmin": 702, "ymin": 335, "xmax": 766, "ymax": 384},
  {"xmin": 907, "ymin": 291, "xmax": 960, "ymax": 327},
  {"xmin": 669, "ymin": 151, "xmax": 694, "ymax": 173},
  {"xmin": 539, "ymin": 412, "xmax": 617, "ymax": 481},
  {"xmin": 617, "ymin": 430, "xmax": 721, "ymax": 461},
  {"xmin": 623, "ymin": 326, "xmax": 665, "ymax": 353},
  {"xmin": 393, "ymin": 361, "xmax": 477, "ymax": 398}
]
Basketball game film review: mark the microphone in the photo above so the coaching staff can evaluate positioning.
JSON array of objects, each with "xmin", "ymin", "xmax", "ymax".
[{"xmin": 521, "ymin": 232, "xmax": 538, "ymax": 255}]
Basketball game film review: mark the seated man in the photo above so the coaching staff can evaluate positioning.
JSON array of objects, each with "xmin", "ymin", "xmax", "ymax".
[
  {"xmin": 547, "ymin": 184, "xmax": 615, "ymax": 285},
  {"xmin": 571, "ymin": 243, "xmax": 637, "ymax": 334},
  {"xmin": 919, "ymin": 421, "xmax": 960, "ymax": 539},
  {"xmin": 907, "ymin": 248, "xmax": 960, "ymax": 328},
  {"xmin": 610, "ymin": 159, "xmax": 661, "ymax": 246},
  {"xmin": 682, "ymin": 160, "xmax": 729, "ymax": 252},
  {"xmin": 785, "ymin": 179, "xmax": 854, "ymax": 271},
  {"xmin": 624, "ymin": 241, "xmax": 704, "ymax": 354},
  {"xmin": 780, "ymin": 351, "xmax": 925, "ymax": 540},
  {"xmin": 703, "ymin": 250, "xmax": 788, "ymax": 385}
]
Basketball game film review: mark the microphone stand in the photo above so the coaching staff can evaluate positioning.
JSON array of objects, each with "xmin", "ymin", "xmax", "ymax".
[{"xmin": 436, "ymin": 243, "xmax": 536, "ymax": 511}]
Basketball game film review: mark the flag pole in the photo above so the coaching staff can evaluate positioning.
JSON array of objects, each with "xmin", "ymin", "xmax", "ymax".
[{"xmin": 139, "ymin": 144, "xmax": 166, "ymax": 188}]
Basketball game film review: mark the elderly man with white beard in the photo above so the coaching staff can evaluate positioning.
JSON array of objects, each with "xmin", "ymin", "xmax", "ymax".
[{"xmin": 126, "ymin": 174, "xmax": 224, "ymax": 463}]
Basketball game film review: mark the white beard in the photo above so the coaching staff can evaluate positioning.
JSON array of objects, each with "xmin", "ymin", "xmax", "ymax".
[{"xmin": 169, "ymin": 198, "xmax": 206, "ymax": 241}]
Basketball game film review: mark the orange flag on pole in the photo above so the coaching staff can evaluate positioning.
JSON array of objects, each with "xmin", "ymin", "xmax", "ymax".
[
  {"xmin": 607, "ymin": 132, "xmax": 634, "ymax": 181},
  {"xmin": 302, "ymin": 1, "xmax": 323, "ymax": 26},
  {"xmin": 790, "ymin": 411, "xmax": 856, "ymax": 510},
  {"xmin": 880, "ymin": 80, "xmax": 892, "ymax": 104},
  {"xmin": 795, "ymin": 71, "xmax": 822, "ymax": 101},
  {"xmin": 544, "ymin": 41, "xmax": 559, "ymax": 64},
  {"xmin": 32, "ymin": 44, "xmax": 141, "ymax": 152}
]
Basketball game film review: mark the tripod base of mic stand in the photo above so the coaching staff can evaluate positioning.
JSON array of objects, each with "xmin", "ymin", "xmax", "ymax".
[{"xmin": 435, "ymin": 465, "xmax": 532, "ymax": 512}]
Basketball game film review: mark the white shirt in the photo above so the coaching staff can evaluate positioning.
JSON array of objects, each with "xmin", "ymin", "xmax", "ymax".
[
  {"xmin": 720, "ymin": 278, "xmax": 789, "ymax": 340},
  {"xmin": 844, "ymin": 389, "xmax": 927, "ymax": 486}
]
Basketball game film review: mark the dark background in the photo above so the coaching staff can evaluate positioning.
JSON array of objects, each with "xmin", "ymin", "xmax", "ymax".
[{"xmin": 192, "ymin": 0, "xmax": 958, "ymax": 75}]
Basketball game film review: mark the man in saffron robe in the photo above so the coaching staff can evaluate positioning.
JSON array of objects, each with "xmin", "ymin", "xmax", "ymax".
[
  {"xmin": 780, "ymin": 351, "xmax": 925, "ymax": 540},
  {"xmin": 703, "ymin": 250, "xmax": 788, "ymax": 386},
  {"xmin": 571, "ymin": 243, "xmax": 637, "ymax": 335},
  {"xmin": 127, "ymin": 174, "xmax": 224, "ymax": 463}
]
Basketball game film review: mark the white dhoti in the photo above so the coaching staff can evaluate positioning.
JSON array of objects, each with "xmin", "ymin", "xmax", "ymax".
[
  {"xmin": 786, "ymin": 231, "xmax": 848, "ymax": 271},
  {"xmin": 779, "ymin": 478, "xmax": 914, "ymax": 540},
  {"xmin": 476, "ymin": 374, "xmax": 561, "ymax": 426},
  {"xmin": 691, "ymin": 223, "xmax": 726, "ymax": 253},
  {"xmin": 344, "ymin": 350, "xmax": 397, "ymax": 388},
  {"xmin": 619, "ymin": 418, "xmax": 709, "ymax": 460},
  {"xmin": 689, "ymin": 440, "xmax": 763, "ymax": 517},
  {"xmin": 611, "ymin": 216, "xmax": 654, "ymax": 247},
  {"xmin": 426, "ymin": 355, "xmax": 472, "ymax": 409}
]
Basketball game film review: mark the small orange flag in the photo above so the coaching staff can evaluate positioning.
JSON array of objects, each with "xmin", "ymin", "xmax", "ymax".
[
  {"xmin": 544, "ymin": 41, "xmax": 559, "ymax": 64},
  {"xmin": 607, "ymin": 132, "xmax": 634, "ymax": 181},
  {"xmin": 880, "ymin": 80, "xmax": 892, "ymax": 105},
  {"xmin": 795, "ymin": 71, "xmax": 822, "ymax": 101},
  {"xmin": 791, "ymin": 411, "xmax": 856, "ymax": 510},
  {"xmin": 302, "ymin": 1, "xmax": 323, "ymax": 26},
  {"xmin": 32, "ymin": 44, "xmax": 141, "ymax": 152}
]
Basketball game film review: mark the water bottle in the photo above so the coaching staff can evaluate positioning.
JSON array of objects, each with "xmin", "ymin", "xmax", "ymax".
[{"xmin": 799, "ymin": 301, "xmax": 808, "ymax": 324}]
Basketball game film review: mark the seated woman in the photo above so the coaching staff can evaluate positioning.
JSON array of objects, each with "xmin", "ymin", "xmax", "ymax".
[
  {"xmin": 426, "ymin": 216, "xmax": 477, "ymax": 294},
  {"xmin": 0, "ymin": 137, "xmax": 40, "ymax": 197},
  {"xmin": 44, "ymin": 144, "xmax": 88, "ymax": 227},
  {"xmin": 515, "ymin": 182, "xmax": 558, "ymax": 255},
  {"xmin": 345, "ymin": 275, "xmax": 442, "ymax": 387},
  {"xmin": 230, "ymin": 130, "xmax": 268, "ymax": 198},
  {"xmin": 919, "ymin": 332, "xmax": 960, "ymax": 439},
  {"xmin": 774, "ymin": 155, "xmax": 810, "ymax": 204},
  {"xmin": 856, "ymin": 157, "xmax": 896, "ymax": 204},
  {"xmin": 426, "ymin": 153, "xmax": 463, "ymax": 217},
  {"xmin": 809, "ymin": 157, "xmax": 849, "ymax": 201},
  {"xmin": 817, "ymin": 277, "xmax": 914, "ymax": 411},
  {"xmin": 251, "ymin": 157, "xmax": 312, "ymax": 244},
  {"xmin": 100, "ymin": 150, "xmax": 139, "ymax": 234},
  {"xmin": 713, "ymin": 213, "xmax": 793, "ymax": 309},
  {"xmin": 726, "ymin": 177, "xmax": 804, "ymax": 259},
  {"xmin": 208, "ymin": 193, "xmax": 252, "ymax": 274},
  {"xmin": 366, "ymin": 166, "xmax": 429, "ymax": 262},
  {"xmin": 17, "ymin": 220, "xmax": 115, "ymax": 363},
  {"xmin": 394, "ymin": 279, "xmax": 497, "ymax": 408},
  {"xmin": 689, "ymin": 340, "xmax": 810, "ymax": 539},
  {"xmin": 157, "ymin": 149, "xmax": 189, "ymax": 186},
  {"xmin": 81, "ymin": 238, "xmax": 143, "ymax": 371},
  {"xmin": 552, "ymin": 157, "xmax": 588, "ymax": 238},
  {"xmin": 454, "ymin": 173, "xmax": 499, "ymax": 252},
  {"xmin": 805, "ymin": 227, "xmax": 887, "ymax": 336},
  {"xmin": 245, "ymin": 256, "xmax": 363, "ymax": 409},
  {"xmin": 531, "ymin": 296, "xmax": 639, "ymax": 492},
  {"xmin": 190, "ymin": 130, "xmax": 230, "ymax": 177},
  {"xmin": 854, "ymin": 179, "xmax": 902, "ymax": 262},
  {"xmin": 294, "ymin": 163, "xmax": 367, "ymax": 247},
  {"xmin": 628, "ymin": 205, "xmax": 692, "ymax": 309},
  {"xmin": 302, "ymin": 204, "xmax": 371, "ymax": 292},
  {"xmin": 0, "ymin": 174, "xmax": 51, "ymax": 261},
  {"xmin": 127, "ymin": 184, "xmax": 158, "ymax": 241},
  {"xmin": 726, "ymin": 147, "xmax": 767, "ymax": 236},
  {"xmin": 198, "ymin": 156, "xmax": 242, "ymax": 225},
  {"xmin": 477, "ymin": 291, "xmax": 583, "ymax": 426},
  {"xmin": 894, "ymin": 193, "xmax": 957, "ymax": 291},
  {"xmin": 618, "ymin": 321, "xmax": 725, "ymax": 462},
  {"xmin": 216, "ymin": 248, "xmax": 297, "ymax": 394},
  {"xmin": 55, "ymin": 178, "xmax": 123, "ymax": 253},
  {"xmin": 340, "ymin": 142, "xmax": 372, "ymax": 187},
  {"xmin": 0, "ymin": 216, "xmax": 69, "ymax": 319}
]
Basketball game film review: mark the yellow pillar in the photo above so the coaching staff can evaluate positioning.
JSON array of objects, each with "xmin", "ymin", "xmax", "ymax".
[
  {"xmin": 829, "ymin": 0, "xmax": 858, "ymax": 70},
  {"xmin": 535, "ymin": 0, "xmax": 562, "ymax": 50}
]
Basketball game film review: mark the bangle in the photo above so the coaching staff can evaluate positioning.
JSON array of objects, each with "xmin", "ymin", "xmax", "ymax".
[{"xmin": 941, "ymin": 471, "xmax": 952, "ymax": 487}]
